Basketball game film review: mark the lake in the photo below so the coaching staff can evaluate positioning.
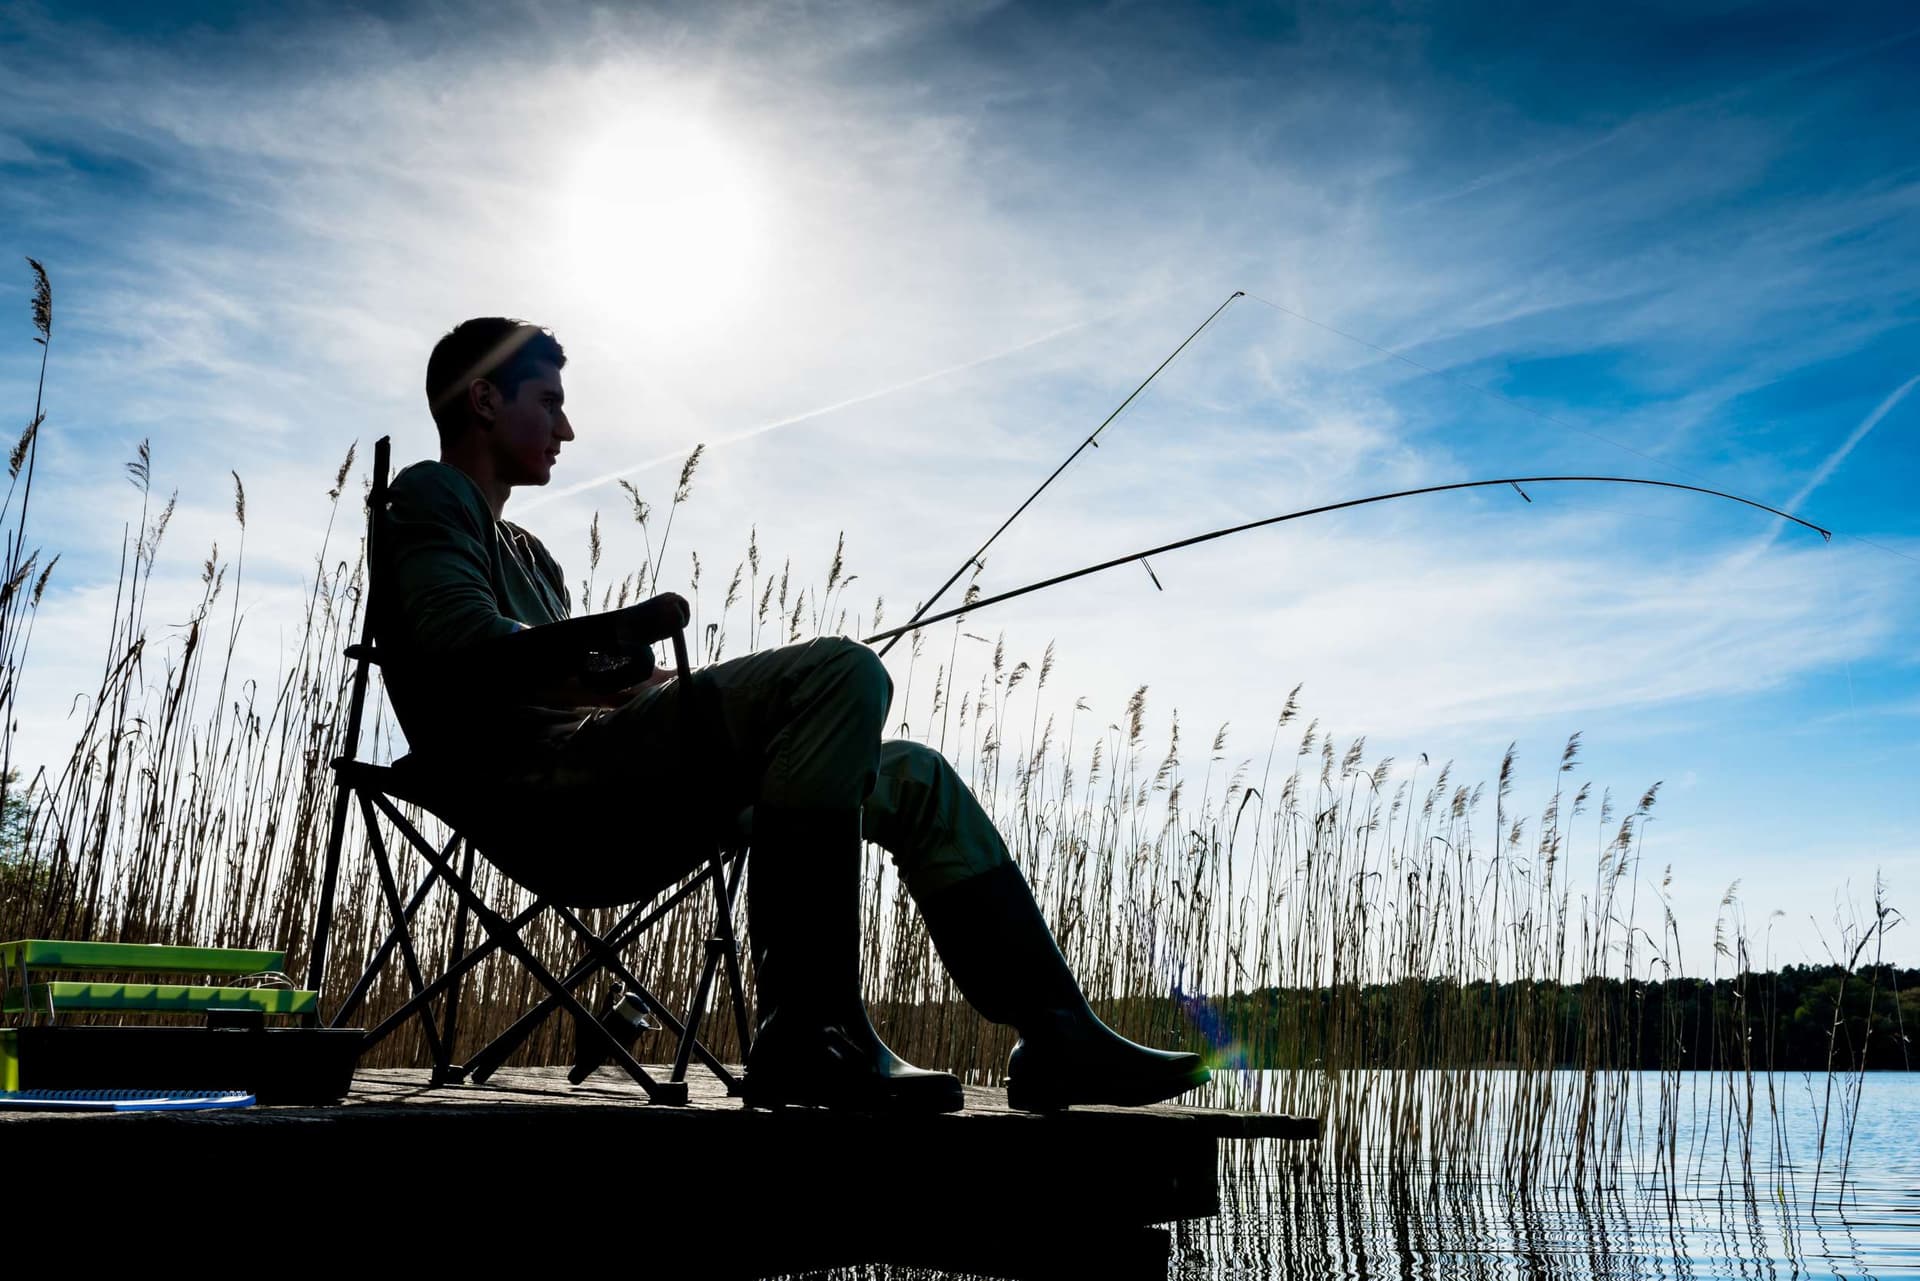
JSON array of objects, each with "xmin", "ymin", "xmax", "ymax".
[{"xmin": 799, "ymin": 1071, "xmax": 1919, "ymax": 1279}]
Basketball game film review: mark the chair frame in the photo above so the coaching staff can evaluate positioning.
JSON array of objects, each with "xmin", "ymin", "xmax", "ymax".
[{"xmin": 304, "ymin": 435, "xmax": 750, "ymax": 1106}]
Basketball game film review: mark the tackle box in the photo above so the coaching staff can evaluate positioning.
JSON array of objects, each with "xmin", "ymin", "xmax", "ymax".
[{"xmin": 2, "ymin": 938, "xmax": 363, "ymax": 1104}]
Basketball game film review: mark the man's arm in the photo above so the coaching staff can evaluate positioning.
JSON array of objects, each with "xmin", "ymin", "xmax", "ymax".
[
  {"xmin": 383, "ymin": 466, "xmax": 687, "ymax": 706},
  {"xmin": 384, "ymin": 466, "xmax": 524, "ymax": 654},
  {"xmin": 450, "ymin": 594, "xmax": 686, "ymax": 691}
]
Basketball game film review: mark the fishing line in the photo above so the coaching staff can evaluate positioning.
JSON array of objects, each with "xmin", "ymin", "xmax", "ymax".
[
  {"xmin": 1242, "ymin": 291, "xmax": 1704, "ymax": 483},
  {"xmin": 1242, "ymin": 292, "xmax": 1919, "ymax": 567},
  {"xmin": 1814, "ymin": 533, "xmax": 1864, "ymax": 734},
  {"xmin": 874, "ymin": 290, "xmax": 1248, "ymax": 659},
  {"xmin": 862, "ymin": 475, "xmax": 1830, "ymax": 646}
]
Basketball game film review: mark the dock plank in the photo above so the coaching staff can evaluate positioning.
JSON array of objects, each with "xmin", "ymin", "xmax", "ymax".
[
  {"xmin": 335, "ymin": 1067, "xmax": 1319, "ymax": 1139},
  {"xmin": 0, "ymin": 1065, "xmax": 1316, "ymax": 1277}
]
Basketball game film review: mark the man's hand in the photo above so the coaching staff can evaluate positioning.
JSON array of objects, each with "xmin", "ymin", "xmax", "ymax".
[
  {"xmin": 632, "ymin": 665, "xmax": 679, "ymax": 692},
  {"xmin": 533, "ymin": 662, "xmax": 682, "ymax": 710}
]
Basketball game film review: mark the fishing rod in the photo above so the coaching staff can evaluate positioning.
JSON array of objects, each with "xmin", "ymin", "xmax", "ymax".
[
  {"xmin": 874, "ymin": 290, "xmax": 1247, "ymax": 658},
  {"xmin": 861, "ymin": 475, "xmax": 1831, "ymax": 646}
]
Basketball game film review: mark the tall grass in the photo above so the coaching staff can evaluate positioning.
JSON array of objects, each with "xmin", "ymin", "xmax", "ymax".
[{"xmin": 0, "ymin": 263, "xmax": 1898, "ymax": 1206}]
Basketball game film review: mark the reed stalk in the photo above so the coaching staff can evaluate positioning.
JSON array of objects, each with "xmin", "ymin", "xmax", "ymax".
[{"xmin": 0, "ymin": 262, "xmax": 1900, "ymax": 1206}]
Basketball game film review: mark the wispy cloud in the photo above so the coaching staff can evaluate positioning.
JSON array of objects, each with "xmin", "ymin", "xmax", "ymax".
[{"xmin": 3, "ymin": 2, "xmax": 1916, "ymax": 963}]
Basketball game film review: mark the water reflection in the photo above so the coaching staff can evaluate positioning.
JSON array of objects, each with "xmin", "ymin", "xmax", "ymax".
[
  {"xmin": 775, "ymin": 1074, "xmax": 1916, "ymax": 1281},
  {"xmin": 1181, "ymin": 1071, "xmax": 1918, "ymax": 1280}
]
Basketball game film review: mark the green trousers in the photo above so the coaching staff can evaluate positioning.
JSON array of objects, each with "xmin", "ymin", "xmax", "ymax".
[{"xmin": 499, "ymin": 637, "xmax": 1012, "ymax": 904}]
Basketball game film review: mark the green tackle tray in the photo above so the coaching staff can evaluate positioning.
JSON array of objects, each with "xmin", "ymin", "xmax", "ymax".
[
  {"xmin": 0, "ymin": 939, "xmax": 286, "ymax": 976},
  {"xmin": 3, "ymin": 982, "xmax": 319, "ymax": 1018}
]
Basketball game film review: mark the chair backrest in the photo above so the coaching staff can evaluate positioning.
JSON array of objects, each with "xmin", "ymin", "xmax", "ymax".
[
  {"xmin": 339, "ymin": 434, "xmax": 391, "ymax": 767},
  {"xmin": 304, "ymin": 435, "xmax": 390, "ymax": 992}
]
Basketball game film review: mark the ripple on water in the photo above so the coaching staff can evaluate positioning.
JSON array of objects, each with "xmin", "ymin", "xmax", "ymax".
[{"xmin": 1175, "ymin": 1071, "xmax": 1920, "ymax": 1280}]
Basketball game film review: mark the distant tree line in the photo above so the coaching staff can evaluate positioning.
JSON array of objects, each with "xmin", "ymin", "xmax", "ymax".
[{"xmin": 1172, "ymin": 965, "xmax": 1916, "ymax": 1073}]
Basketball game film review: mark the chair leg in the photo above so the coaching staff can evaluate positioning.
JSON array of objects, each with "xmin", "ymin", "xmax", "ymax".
[
  {"xmin": 360, "ymin": 898, "xmax": 540, "ymax": 1053},
  {"xmin": 360, "ymin": 794, "xmax": 450, "ymax": 1069},
  {"xmin": 462, "ymin": 859, "xmax": 742, "ymax": 1088},
  {"xmin": 369, "ymin": 794, "xmax": 680, "ymax": 1104},
  {"xmin": 305, "ymin": 763, "xmax": 359, "ymax": 1000},
  {"xmin": 670, "ymin": 848, "xmax": 750, "ymax": 1088},
  {"xmin": 330, "ymin": 837, "xmax": 452, "ymax": 1029},
  {"xmin": 462, "ymin": 894, "xmax": 670, "ymax": 1083},
  {"xmin": 717, "ymin": 849, "xmax": 753, "ymax": 1073},
  {"xmin": 548, "ymin": 901, "xmax": 740, "ymax": 1092},
  {"xmin": 669, "ymin": 886, "xmax": 725, "ymax": 1084},
  {"xmin": 434, "ymin": 838, "xmax": 477, "ymax": 1084}
]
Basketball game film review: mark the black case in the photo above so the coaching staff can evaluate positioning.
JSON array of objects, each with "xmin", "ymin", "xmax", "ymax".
[{"xmin": 5, "ymin": 1025, "xmax": 364, "ymax": 1104}]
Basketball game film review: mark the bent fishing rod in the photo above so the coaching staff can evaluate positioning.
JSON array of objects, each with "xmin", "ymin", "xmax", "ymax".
[
  {"xmin": 860, "ymin": 476, "xmax": 1831, "ymax": 647},
  {"xmin": 873, "ymin": 290, "xmax": 1247, "ymax": 658}
]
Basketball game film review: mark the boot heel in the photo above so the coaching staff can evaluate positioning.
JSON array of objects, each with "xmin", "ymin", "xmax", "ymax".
[{"xmin": 1005, "ymin": 1075, "xmax": 1070, "ymax": 1113}]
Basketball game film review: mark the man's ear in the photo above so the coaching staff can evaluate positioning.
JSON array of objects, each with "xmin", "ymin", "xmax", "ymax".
[{"xmin": 468, "ymin": 378, "xmax": 499, "ymax": 427}]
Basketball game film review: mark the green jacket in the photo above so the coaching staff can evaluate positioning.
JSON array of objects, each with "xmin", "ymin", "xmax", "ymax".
[{"xmin": 375, "ymin": 460, "xmax": 581, "ymax": 758}]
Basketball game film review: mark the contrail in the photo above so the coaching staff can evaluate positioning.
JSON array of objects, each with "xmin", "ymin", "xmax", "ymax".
[
  {"xmin": 522, "ymin": 309, "xmax": 1123, "ymax": 512},
  {"xmin": 1743, "ymin": 372, "xmax": 1916, "ymax": 560},
  {"xmin": 1784, "ymin": 374, "xmax": 1916, "ymax": 512}
]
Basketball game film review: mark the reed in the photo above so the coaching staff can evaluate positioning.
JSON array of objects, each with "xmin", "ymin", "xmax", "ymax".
[{"xmin": 0, "ymin": 262, "xmax": 1897, "ymax": 1206}]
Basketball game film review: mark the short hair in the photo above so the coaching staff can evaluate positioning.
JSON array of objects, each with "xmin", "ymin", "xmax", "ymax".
[{"xmin": 425, "ymin": 318, "xmax": 567, "ymax": 438}]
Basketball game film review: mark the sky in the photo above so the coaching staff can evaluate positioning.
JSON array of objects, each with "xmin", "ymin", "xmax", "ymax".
[{"xmin": 1, "ymin": 0, "xmax": 1915, "ymax": 970}]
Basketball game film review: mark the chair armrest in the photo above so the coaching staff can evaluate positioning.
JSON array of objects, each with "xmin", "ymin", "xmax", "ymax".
[{"xmin": 454, "ymin": 592, "xmax": 691, "ymax": 686}]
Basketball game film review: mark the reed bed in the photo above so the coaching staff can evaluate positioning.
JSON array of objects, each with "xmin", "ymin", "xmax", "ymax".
[{"xmin": 0, "ymin": 263, "xmax": 1899, "ymax": 1209}]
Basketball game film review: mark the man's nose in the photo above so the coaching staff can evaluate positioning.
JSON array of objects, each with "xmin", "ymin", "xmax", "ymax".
[{"xmin": 556, "ymin": 412, "xmax": 575, "ymax": 440}]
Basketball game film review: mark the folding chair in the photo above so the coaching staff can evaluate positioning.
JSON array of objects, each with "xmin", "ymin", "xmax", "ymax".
[{"xmin": 304, "ymin": 436, "xmax": 750, "ymax": 1106}]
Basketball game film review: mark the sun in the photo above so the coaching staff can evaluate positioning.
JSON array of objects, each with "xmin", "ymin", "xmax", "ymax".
[{"xmin": 558, "ymin": 114, "xmax": 763, "ymax": 341}]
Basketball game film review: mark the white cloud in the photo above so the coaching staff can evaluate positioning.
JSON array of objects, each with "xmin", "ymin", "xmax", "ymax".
[{"xmin": 1, "ymin": 2, "xmax": 1914, "ymax": 968}]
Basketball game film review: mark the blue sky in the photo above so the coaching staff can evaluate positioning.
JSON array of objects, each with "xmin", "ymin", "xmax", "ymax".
[{"xmin": 2, "ymin": 1, "xmax": 1915, "ymax": 968}]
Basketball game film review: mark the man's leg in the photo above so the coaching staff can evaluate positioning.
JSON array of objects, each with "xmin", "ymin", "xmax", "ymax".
[
  {"xmin": 862, "ymin": 739, "xmax": 1014, "ymax": 899},
  {"xmin": 554, "ymin": 635, "xmax": 892, "ymax": 814},
  {"xmin": 551, "ymin": 640, "xmax": 1206, "ymax": 1110},
  {"xmin": 861, "ymin": 740, "xmax": 1211, "ymax": 1111},
  {"xmin": 555, "ymin": 637, "xmax": 962, "ymax": 1111}
]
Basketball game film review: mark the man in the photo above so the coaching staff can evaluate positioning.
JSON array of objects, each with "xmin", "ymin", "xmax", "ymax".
[{"xmin": 376, "ymin": 316, "xmax": 1209, "ymax": 1113}]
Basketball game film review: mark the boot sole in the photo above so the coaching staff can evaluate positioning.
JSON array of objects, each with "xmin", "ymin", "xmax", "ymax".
[{"xmin": 1006, "ymin": 1064, "xmax": 1212, "ymax": 1113}]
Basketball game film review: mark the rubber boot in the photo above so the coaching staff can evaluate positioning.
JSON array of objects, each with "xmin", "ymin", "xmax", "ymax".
[
  {"xmin": 742, "ymin": 804, "xmax": 963, "ymax": 1113},
  {"xmin": 916, "ymin": 861, "xmax": 1210, "ymax": 1111}
]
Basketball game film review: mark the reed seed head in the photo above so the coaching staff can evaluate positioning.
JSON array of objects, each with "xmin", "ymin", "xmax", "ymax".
[
  {"xmin": 618, "ymin": 479, "xmax": 650, "ymax": 527},
  {"xmin": 673, "ymin": 443, "xmax": 704, "ymax": 504},
  {"xmin": 10, "ymin": 411, "xmax": 41, "ymax": 478},
  {"xmin": 329, "ymin": 441, "xmax": 357, "ymax": 500},
  {"xmin": 25, "ymin": 257, "xmax": 51, "ymax": 339}
]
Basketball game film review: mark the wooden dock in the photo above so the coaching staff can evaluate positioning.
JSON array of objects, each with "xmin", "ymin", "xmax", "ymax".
[{"xmin": 3, "ymin": 1066, "xmax": 1317, "ymax": 1277}]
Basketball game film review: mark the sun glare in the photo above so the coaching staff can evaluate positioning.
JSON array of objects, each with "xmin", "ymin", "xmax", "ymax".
[{"xmin": 559, "ymin": 115, "xmax": 763, "ymax": 342}]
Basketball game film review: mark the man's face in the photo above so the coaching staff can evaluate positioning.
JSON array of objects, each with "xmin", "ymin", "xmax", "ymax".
[{"xmin": 485, "ymin": 361, "xmax": 573, "ymax": 486}]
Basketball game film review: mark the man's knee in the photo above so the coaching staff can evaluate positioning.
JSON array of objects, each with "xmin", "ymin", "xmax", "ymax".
[
  {"xmin": 875, "ymin": 739, "xmax": 945, "ymax": 814},
  {"xmin": 874, "ymin": 738, "xmax": 997, "ymax": 839},
  {"xmin": 806, "ymin": 636, "xmax": 893, "ymax": 719}
]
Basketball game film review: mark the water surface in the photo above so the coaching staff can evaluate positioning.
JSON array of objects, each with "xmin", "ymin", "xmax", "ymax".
[
  {"xmin": 1188, "ymin": 1070, "xmax": 1919, "ymax": 1279},
  {"xmin": 800, "ymin": 1071, "xmax": 1919, "ymax": 1280}
]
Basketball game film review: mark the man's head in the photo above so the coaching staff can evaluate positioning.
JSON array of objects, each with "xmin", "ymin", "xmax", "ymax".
[{"xmin": 425, "ymin": 317, "xmax": 572, "ymax": 486}]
